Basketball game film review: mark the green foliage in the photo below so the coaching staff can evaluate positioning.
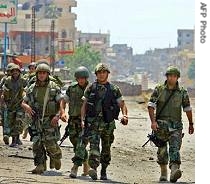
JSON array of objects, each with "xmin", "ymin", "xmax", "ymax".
[
  {"xmin": 188, "ymin": 59, "xmax": 195, "ymax": 79},
  {"xmin": 63, "ymin": 44, "xmax": 102, "ymax": 78}
]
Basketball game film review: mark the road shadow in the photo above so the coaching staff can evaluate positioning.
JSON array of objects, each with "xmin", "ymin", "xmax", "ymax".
[{"xmin": 26, "ymin": 170, "xmax": 64, "ymax": 176}]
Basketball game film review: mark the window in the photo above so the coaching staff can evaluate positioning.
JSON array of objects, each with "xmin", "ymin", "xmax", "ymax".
[
  {"xmin": 69, "ymin": 6, "xmax": 71, "ymax": 12},
  {"xmin": 186, "ymin": 34, "xmax": 190, "ymax": 37},
  {"xmin": 25, "ymin": 14, "xmax": 31, "ymax": 19}
]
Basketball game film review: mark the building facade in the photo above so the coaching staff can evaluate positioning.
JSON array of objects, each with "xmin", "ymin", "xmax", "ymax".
[
  {"xmin": 0, "ymin": 0, "xmax": 77, "ymax": 60},
  {"xmin": 177, "ymin": 29, "xmax": 194, "ymax": 51}
]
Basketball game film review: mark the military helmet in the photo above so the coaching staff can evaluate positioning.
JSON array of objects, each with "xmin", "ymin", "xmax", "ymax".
[
  {"xmin": 165, "ymin": 66, "xmax": 180, "ymax": 78},
  {"xmin": 6, "ymin": 63, "xmax": 16, "ymax": 71},
  {"xmin": 95, "ymin": 63, "xmax": 110, "ymax": 74},
  {"xmin": 36, "ymin": 59, "xmax": 50, "ymax": 66},
  {"xmin": 74, "ymin": 66, "xmax": 89, "ymax": 78},
  {"xmin": 28, "ymin": 62, "xmax": 36, "ymax": 69},
  {"xmin": 10, "ymin": 64, "xmax": 21, "ymax": 72},
  {"xmin": 36, "ymin": 63, "xmax": 50, "ymax": 74}
]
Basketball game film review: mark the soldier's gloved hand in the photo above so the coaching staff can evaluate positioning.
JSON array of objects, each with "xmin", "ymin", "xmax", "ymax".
[
  {"xmin": 151, "ymin": 121, "xmax": 158, "ymax": 131},
  {"xmin": 60, "ymin": 112, "xmax": 67, "ymax": 122},
  {"xmin": 121, "ymin": 115, "xmax": 128, "ymax": 125},
  {"xmin": 51, "ymin": 115, "xmax": 59, "ymax": 127},
  {"xmin": 81, "ymin": 120, "xmax": 85, "ymax": 129},
  {"xmin": 188, "ymin": 123, "xmax": 194, "ymax": 134}
]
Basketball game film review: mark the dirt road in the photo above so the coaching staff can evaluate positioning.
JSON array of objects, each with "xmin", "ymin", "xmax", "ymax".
[{"xmin": 0, "ymin": 96, "xmax": 195, "ymax": 184}]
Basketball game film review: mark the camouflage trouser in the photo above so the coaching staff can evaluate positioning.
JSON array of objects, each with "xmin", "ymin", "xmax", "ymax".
[
  {"xmin": 87, "ymin": 117, "xmax": 115, "ymax": 169},
  {"xmin": 1, "ymin": 107, "xmax": 10, "ymax": 136},
  {"xmin": 8, "ymin": 109, "xmax": 24, "ymax": 136},
  {"xmin": 68, "ymin": 117, "xmax": 88, "ymax": 166},
  {"xmin": 22, "ymin": 113, "xmax": 31, "ymax": 132},
  {"xmin": 155, "ymin": 120, "xmax": 183, "ymax": 168},
  {"xmin": 31, "ymin": 118, "xmax": 62, "ymax": 166}
]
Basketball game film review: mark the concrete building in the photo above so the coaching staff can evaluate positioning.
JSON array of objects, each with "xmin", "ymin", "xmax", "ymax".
[
  {"xmin": 177, "ymin": 29, "xmax": 194, "ymax": 51},
  {"xmin": 0, "ymin": 0, "xmax": 77, "ymax": 59},
  {"xmin": 77, "ymin": 32, "xmax": 110, "ymax": 54},
  {"xmin": 112, "ymin": 44, "xmax": 133, "ymax": 60}
]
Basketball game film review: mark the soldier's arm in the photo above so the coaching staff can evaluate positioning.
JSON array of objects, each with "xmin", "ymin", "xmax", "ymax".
[
  {"xmin": 182, "ymin": 89, "xmax": 194, "ymax": 134},
  {"xmin": 81, "ymin": 99, "xmax": 87, "ymax": 128},
  {"xmin": 59, "ymin": 98, "xmax": 67, "ymax": 122},
  {"xmin": 148, "ymin": 86, "xmax": 159, "ymax": 131}
]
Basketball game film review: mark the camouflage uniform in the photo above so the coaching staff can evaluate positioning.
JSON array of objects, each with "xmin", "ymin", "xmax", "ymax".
[
  {"xmin": 64, "ymin": 81, "xmax": 89, "ymax": 166},
  {"xmin": 23, "ymin": 79, "xmax": 63, "ymax": 172},
  {"xmin": 83, "ymin": 82, "xmax": 123, "ymax": 171},
  {"xmin": 3, "ymin": 66, "xmax": 27, "ymax": 146},
  {"xmin": 148, "ymin": 81, "xmax": 192, "ymax": 167}
]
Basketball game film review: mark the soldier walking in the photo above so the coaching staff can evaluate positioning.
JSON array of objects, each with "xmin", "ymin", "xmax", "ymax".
[
  {"xmin": 3, "ymin": 64, "xmax": 27, "ymax": 147},
  {"xmin": 21, "ymin": 63, "xmax": 64, "ymax": 174},
  {"xmin": 0, "ymin": 63, "xmax": 16, "ymax": 144},
  {"xmin": 81, "ymin": 63, "xmax": 128, "ymax": 180},
  {"xmin": 60, "ymin": 66, "xmax": 90, "ymax": 178},
  {"xmin": 148, "ymin": 66, "xmax": 194, "ymax": 182}
]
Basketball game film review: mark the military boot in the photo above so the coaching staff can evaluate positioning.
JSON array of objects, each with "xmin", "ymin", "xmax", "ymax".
[
  {"xmin": 32, "ymin": 164, "xmax": 45, "ymax": 174},
  {"xmin": 50, "ymin": 158, "xmax": 55, "ymax": 169},
  {"xmin": 69, "ymin": 164, "xmax": 79, "ymax": 178},
  {"xmin": 100, "ymin": 165, "xmax": 108, "ymax": 180},
  {"xmin": 170, "ymin": 164, "xmax": 182, "ymax": 183},
  {"xmin": 54, "ymin": 159, "xmax": 61, "ymax": 170},
  {"xmin": 159, "ymin": 164, "xmax": 167, "ymax": 182},
  {"xmin": 3, "ymin": 135, "xmax": 9, "ymax": 145},
  {"xmin": 88, "ymin": 168, "xmax": 98, "ymax": 180},
  {"xmin": 16, "ymin": 135, "xmax": 23, "ymax": 145},
  {"xmin": 81, "ymin": 161, "xmax": 90, "ymax": 176},
  {"xmin": 9, "ymin": 136, "xmax": 17, "ymax": 147}
]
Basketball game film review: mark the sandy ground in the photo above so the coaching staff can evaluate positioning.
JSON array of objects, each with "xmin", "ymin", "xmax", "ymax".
[{"xmin": 0, "ymin": 96, "xmax": 195, "ymax": 184}]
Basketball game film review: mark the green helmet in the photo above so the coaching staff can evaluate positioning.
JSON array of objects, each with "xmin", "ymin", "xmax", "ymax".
[
  {"xmin": 6, "ymin": 63, "xmax": 16, "ymax": 71},
  {"xmin": 74, "ymin": 66, "xmax": 89, "ymax": 78},
  {"xmin": 36, "ymin": 63, "xmax": 50, "ymax": 74},
  {"xmin": 165, "ymin": 66, "xmax": 180, "ymax": 78},
  {"xmin": 10, "ymin": 64, "xmax": 21, "ymax": 72},
  {"xmin": 95, "ymin": 63, "xmax": 110, "ymax": 74},
  {"xmin": 36, "ymin": 59, "xmax": 50, "ymax": 66}
]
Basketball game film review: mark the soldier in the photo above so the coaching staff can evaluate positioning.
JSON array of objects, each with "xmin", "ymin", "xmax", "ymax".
[
  {"xmin": 3, "ymin": 64, "xmax": 27, "ymax": 147},
  {"xmin": 60, "ymin": 66, "xmax": 90, "ymax": 178},
  {"xmin": 23, "ymin": 62, "xmax": 36, "ymax": 82},
  {"xmin": 22, "ymin": 62, "xmax": 37, "ymax": 139},
  {"xmin": 80, "ymin": 63, "xmax": 128, "ymax": 180},
  {"xmin": 147, "ymin": 66, "xmax": 194, "ymax": 182},
  {"xmin": 21, "ymin": 63, "xmax": 64, "ymax": 174},
  {"xmin": 0, "ymin": 63, "xmax": 16, "ymax": 145}
]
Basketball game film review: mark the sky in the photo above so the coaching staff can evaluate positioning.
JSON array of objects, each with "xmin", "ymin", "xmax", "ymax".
[{"xmin": 74, "ymin": 0, "xmax": 195, "ymax": 54}]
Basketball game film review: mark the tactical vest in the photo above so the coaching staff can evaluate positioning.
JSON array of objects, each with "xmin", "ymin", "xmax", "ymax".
[
  {"xmin": 4, "ymin": 76, "xmax": 26, "ymax": 109},
  {"xmin": 27, "ymin": 81, "xmax": 59, "ymax": 116},
  {"xmin": 86, "ymin": 82, "xmax": 120, "ymax": 123},
  {"xmin": 156, "ymin": 85, "xmax": 185, "ymax": 122},
  {"xmin": 67, "ymin": 82, "xmax": 87, "ymax": 117}
]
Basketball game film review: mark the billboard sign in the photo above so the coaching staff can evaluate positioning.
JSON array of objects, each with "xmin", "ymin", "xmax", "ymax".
[{"xmin": 0, "ymin": 0, "xmax": 17, "ymax": 24}]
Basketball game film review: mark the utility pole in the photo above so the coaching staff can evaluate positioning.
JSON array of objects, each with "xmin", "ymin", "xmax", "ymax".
[
  {"xmin": 31, "ymin": 6, "xmax": 36, "ymax": 63},
  {"xmin": 50, "ymin": 19, "xmax": 55, "ymax": 74}
]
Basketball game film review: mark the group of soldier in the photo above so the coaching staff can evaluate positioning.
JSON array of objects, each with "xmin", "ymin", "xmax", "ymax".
[{"xmin": 0, "ymin": 60, "xmax": 194, "ymax": 183}]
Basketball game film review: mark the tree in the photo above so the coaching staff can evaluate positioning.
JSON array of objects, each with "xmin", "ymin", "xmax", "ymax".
[
  {"xmin": 188, "ymin": 59, "xmax": 195, "ymax": 80},
  {"xmin": 63, "ymin": 44, "xmax": 102, "ymax": 79}
]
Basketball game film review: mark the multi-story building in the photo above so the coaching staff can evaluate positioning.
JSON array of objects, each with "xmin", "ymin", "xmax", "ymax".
[
  {"xmin": 0, "ymin": 0, "xmax": 77, "ymax": 59},
  {"xmin": 177, "ymin": 29, "xmax": 194, "ymax": 51},
  {"xmin": 78, "ymin": 31, "xmax": 110, "ymax": 54}
]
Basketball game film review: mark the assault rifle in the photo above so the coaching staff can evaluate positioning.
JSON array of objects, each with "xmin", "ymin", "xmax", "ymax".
[
  {"xmin": 142, "ymin": 131, "xmax": 167, "ymax": 147},
  {"xmin": 59, "ymin": 123, "xmax": 69, "ymax": 146}
]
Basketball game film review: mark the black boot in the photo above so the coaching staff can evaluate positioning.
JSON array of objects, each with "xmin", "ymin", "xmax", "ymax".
[
  {"xmin": 100, "ymin": 165, "xmax": 107, "ymax": 180},
  {"xmin": 9, "ymin": 136, "xmax": 17, "ymax": 147},
  {"xmin": 16, "ymin": 135, "xmax": 23, "ymax": 145}
]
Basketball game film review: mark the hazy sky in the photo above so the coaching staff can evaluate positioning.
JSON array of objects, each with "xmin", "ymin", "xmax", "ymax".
[{"xmin": 74, "ymin": 0, "xmax": 195, "ymax": 54}]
